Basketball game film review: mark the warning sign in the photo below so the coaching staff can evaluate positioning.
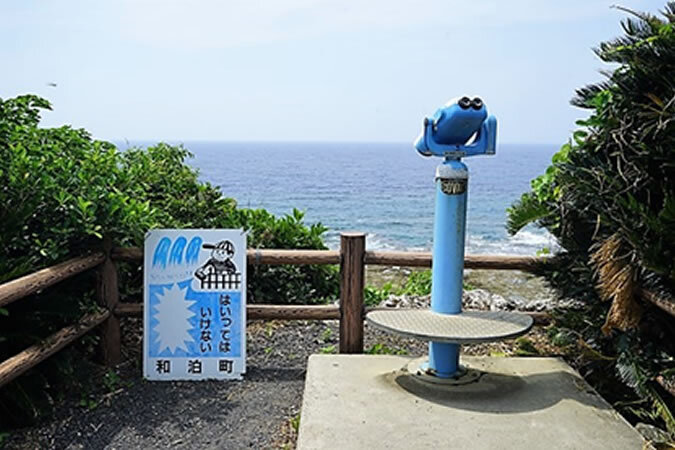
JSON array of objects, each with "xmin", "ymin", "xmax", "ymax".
[{"xmin": 143, "ymin": 229, "xmax": 246, "ymax": 380}]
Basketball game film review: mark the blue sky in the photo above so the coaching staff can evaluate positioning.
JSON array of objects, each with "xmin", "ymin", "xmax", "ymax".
[{"xmin": 0, "ymin": 1, "xmax": 666, "ymax": 144}]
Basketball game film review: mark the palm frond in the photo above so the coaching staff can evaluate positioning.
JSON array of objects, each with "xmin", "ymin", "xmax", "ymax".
[
  {"xmin": 590, "ymin": 234, "xmax": 642, "ymax": 334},
  {"xmin": 506, "ymin": 193, "xmax": 550, "ymax": 236}
]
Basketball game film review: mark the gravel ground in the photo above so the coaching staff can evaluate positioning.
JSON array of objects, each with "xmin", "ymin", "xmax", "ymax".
[
  {"xmin": 6, "ymin": 319, "xmax": 331, "ymax": 450},
  {"xmin": 6, "ymin": 317, "xmax": 556, "ymax": 450},
  {"xmin": 6, "ymin": 270, "xmax": 560, "ymax": 450}
]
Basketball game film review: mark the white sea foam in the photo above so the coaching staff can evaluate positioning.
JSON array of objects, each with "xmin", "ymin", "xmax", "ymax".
[
  {"xmin": 365, "ymin": 233, "xmax": 399, "ymax": 251},
  {"xmin": 325, "ymin": 228, "xmax": 558, "ymax": 256},
  {"xmin": 466, "ymin": 229, "xmax": 559, "ymax": 255},
  {"xmin": 324, "ymin": 231, "xmax": 401, "ymax": 251}
]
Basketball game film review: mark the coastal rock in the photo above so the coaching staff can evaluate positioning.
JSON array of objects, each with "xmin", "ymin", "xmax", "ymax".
[
  {"xmin": 383, "ymin": 294, "xmax": 430, "ymax": 309},
  {"xmin": 379, "ymin": 288, "xmax": 584, "ymax": 312},
  {"xmin": 462, "ymin": 289, "xmax": 509, "ymax": 311}
]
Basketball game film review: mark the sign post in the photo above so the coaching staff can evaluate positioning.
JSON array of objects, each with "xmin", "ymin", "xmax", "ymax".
[{"xmin": 143, "ymin": 229, "xmax": 246, "ymax": 380}]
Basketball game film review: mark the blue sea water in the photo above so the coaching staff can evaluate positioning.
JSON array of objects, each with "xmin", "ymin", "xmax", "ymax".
[{"xmin": 120, "ymin": 141, "xmax": 560, "ymax": 255}]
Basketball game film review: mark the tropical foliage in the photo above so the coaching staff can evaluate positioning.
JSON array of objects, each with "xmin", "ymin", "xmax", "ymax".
[
  {"xmin": 507, "ymin": 4, "xmax": 675, "ymax": 434},
  {"xmin": 0, "ymin": 94, "xmax": 338, "ymax": 427}
]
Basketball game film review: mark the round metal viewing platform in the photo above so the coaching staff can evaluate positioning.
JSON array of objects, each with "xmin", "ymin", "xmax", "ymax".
[{"xmin": 366, "ymin": 309, "xmax": 533, "ymax": 344}]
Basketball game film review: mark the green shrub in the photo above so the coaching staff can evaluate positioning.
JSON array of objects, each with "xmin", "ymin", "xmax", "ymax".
[
  {"xmin": 0, "ymin": 94, "xmax": 338, "ymax": 428},
  {"xmin": 366, "ymin": 343, "xmax": 408, "ymax": 355},
  {"xmin": 364, "ymin": 283, "xmax": 394, "ymax": 307},
  {"xmin": 402, "ymin": 270, "xmax": 433, "ymax": 296},
  {"xmin": 364, "ymin": 269, "xmax": 475, "ymax": 307},
  {"xmin": 507, "ymin": 4, "xmax": 674, "ymax": 433}
]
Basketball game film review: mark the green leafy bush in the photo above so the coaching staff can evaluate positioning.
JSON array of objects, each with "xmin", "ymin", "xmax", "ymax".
[
  {"xmin": 0, "ymin": 94, "xmax": 338, "ymax": 427},
  {"xmin": 507, "ymin": 4, "xmax": 674, "ymax": 433},
  {"xmin": 364, "ymin": 283, "xmax": 395, "ymax": 307}
]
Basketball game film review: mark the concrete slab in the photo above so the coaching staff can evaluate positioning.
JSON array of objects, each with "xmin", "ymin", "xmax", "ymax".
[{"xmin": 297, "ymin": 355, "xmax": 644, "ymax": 450}]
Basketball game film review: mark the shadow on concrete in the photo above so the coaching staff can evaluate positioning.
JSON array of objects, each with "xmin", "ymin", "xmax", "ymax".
[{"xmin": 390, "ymin": 369, "xmax": 608, "ymax": 414}]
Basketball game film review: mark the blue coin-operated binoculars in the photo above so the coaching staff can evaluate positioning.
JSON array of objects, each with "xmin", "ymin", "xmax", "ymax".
[
  {"xmin": 367, "ymin": 96, "xmax": 531, "ymax": 380},
  {"xmin": 414, "ymin": 96, "xmax": 497, "ymax": 159},
  {"xmin": 415, "ymin": 96, "xmax": 497, "ymax": 377}
]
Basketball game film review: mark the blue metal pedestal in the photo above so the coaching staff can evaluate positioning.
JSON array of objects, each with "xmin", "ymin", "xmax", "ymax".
[
  {"xmin": 366, "ymin": 158, "xmax": 533, "ymax": 378},
  {"xmin": 365, "ymin": 96, "xmax": 533, "ymax": 380},
  {"xmin": 429, "ymin": 159, "xmax": 468, "ymax": 377}
]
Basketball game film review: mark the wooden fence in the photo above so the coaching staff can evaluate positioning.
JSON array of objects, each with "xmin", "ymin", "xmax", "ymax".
[{"xmin": 0, "ymin": 232, "xmax": 673, "ymax": 391}]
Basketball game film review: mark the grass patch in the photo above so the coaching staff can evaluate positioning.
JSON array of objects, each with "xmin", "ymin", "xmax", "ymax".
[
  {"xmin": 514, "ymin": 337, "xmax": 540, "ymax": 356},
  {"xmin": 319, "ymin": 327, "xmax": 333, "ymax": 343},
  {"xmin": 364, "ymin": 269, "xmax": 478, "ymax": 307},
  {"xmin": 319, "ymin": 345, "xmax": 336, "ymax": 354},
  {"xmin": 366, "ymin": 343, "xmax": 408, "ymax": 355},
  {"xmin": 290, "ymin": 414, "xmax": 300, "ymax": 433}
]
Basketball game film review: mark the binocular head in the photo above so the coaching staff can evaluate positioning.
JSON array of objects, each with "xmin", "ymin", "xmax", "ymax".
[{"xmin": 414, "ymin": 96, "xmax": 497, "ymax": 159}]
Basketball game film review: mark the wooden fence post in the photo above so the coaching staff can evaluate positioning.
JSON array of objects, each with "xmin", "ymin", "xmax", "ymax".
[
  {"xmin": 97, "ymin": 236, "xmax": 121, "ymax": 366},
  {"xmin": 339, "ymin": 232, "xmax": 365, "ymax": 354}
]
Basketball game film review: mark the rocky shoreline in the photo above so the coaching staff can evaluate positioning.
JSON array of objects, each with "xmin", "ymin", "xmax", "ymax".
[
  {"xmin": 368, "ymin": 265, "xmax": 582, "ymax": 312},
  {"xmin": 381, "ymin": 285, "xmax": 583, "ymax": 312}
]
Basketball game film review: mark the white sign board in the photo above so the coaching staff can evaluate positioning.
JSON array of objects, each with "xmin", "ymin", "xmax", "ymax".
[{"xmin": 143, "ymin": 229, "xmax": 246, "ymax": 380}]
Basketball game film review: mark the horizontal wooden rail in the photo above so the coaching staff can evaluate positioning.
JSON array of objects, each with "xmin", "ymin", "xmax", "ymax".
[
  {"xmin": 114, "ymin": 302, "xmax": 549, "ymax": 324},
  {"xmin": 248, "ymin": 249, "xmax": 340, "ymax": 266},
  {"xmin": 464, "ymin": 255, "xmax": 544, "ymax": 272},
  {"xmin": 252, "ymin": 305, "xmax": 340, "ymax": 320},
  {"xmin": 364, "ymin": 251, "xmax": 432, "ymax": 267},
  {"xmin": 109, "ymin": 247, "xmax": 675, "ymax": 324},
  {"xmin": 113, "ymin": 247, "xmax": 340, "ymax": 265},
  {"xmin": 0, "ymin": 253, "xmax": 106, "ymax": 308},
  {"xmin": 113, "ymin": 302, "xmax": 143, "ymax": 317},
  {"xmin": 115, "ymin": 302, "xmax": 340, "ymax": 320},
  {"xmin": 365, "ymin": 251, "xmax": 545, "ymax": 272},
  {"xmin": 0, "ymin": 309, "xmax": 110, "ymax": 388},
  {"xmin": 111, "ymin": 246, "xmax": 142, "ymax": 262},
  {"xmin": 112, "ymin": 246, "xmax": 545, "ymax": 272}
]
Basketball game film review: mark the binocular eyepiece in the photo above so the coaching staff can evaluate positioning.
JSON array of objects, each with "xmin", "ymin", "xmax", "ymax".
[{"xmin": 458, "ymin": 96, "xmax": 483, "ymax": 110}]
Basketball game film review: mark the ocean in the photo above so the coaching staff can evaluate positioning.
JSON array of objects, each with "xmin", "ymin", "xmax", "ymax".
[{"xmin": 120, "ymin": 141, "xmax": 560, "ymax": 255}]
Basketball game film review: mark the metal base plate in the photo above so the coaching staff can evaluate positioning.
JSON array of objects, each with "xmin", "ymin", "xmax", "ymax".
[
  {"xmin": 408, "ymin": 359, "xmax": 483, "ymax": 385},
  {"xmin": 366, "ymin": 309, "xmax": 533, "ymax": 344}
]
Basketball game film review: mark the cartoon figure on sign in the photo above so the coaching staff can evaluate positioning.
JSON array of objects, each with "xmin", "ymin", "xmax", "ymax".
[{"xmin": 194, "ymin": 240, "xmax": 241, "ymax": 290}]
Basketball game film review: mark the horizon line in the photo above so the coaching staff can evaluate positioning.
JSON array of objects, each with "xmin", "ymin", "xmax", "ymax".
[{"xmin": 110, "ymin": 138, "xmax": 561, "ymax": 147}]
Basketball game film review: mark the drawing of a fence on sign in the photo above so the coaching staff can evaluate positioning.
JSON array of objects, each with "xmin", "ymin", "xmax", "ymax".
[{"xmin": 195, "ymin": 268, "xmax": 242, "ymax": 290}]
